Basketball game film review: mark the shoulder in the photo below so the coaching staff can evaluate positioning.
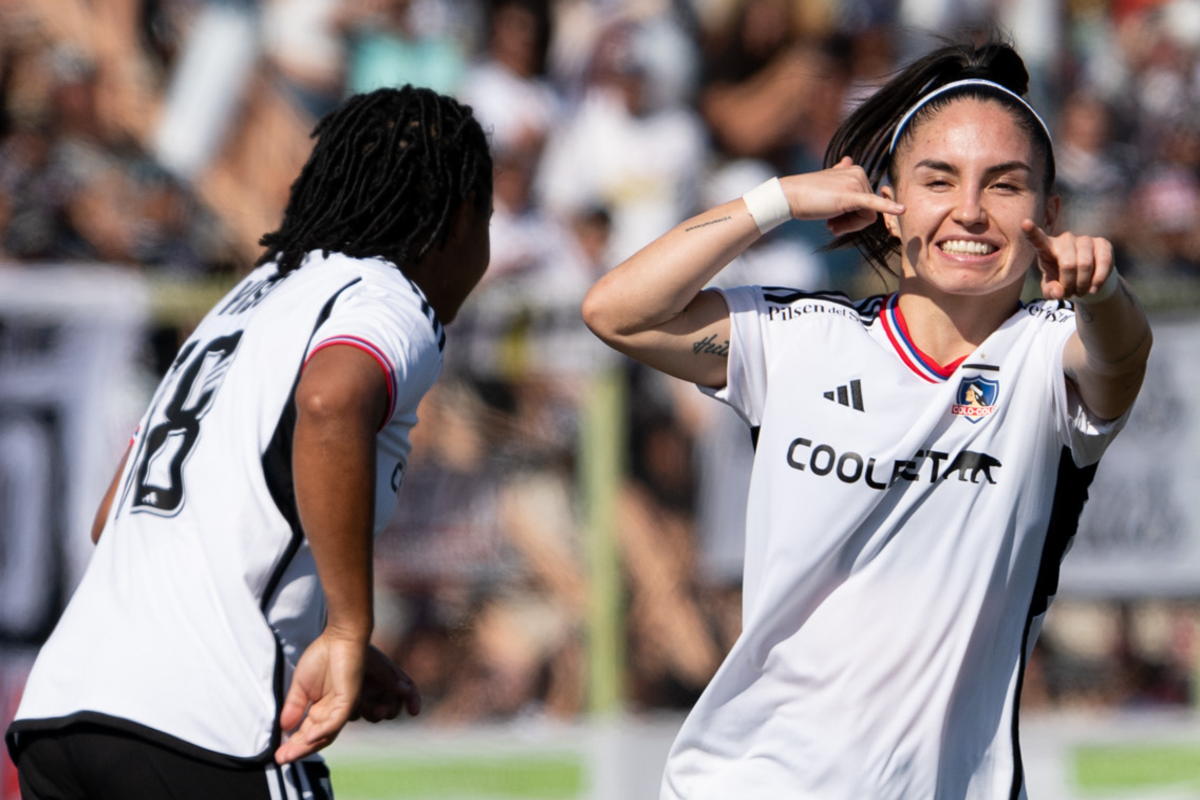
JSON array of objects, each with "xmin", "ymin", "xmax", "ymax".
[
  {"xmin": 317, "ymin": 254, "xmax": 446, "ymax": 354},
  {"xmin": 304, "ymin": 252, "xmax": 422, "ymax": 308}
]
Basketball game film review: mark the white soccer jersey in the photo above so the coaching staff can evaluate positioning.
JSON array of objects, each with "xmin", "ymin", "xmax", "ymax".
[
  {"xmin": 9, "ymin": 251, "xmax": 444, "ymax": 763},
  {"xmin": 664, "ymin": 288, "xmax": 1127, "ymax": 800}
]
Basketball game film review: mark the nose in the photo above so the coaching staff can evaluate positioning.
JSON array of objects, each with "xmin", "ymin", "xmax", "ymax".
[{"xmin": 952, "ymin": 187, "xmax": 987, "ymax": 227}]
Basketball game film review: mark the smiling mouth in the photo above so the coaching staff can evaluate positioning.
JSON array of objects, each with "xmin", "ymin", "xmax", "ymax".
[{"xmin": 938, "ymin": 239, "xmax": 998, "ymax": 256}]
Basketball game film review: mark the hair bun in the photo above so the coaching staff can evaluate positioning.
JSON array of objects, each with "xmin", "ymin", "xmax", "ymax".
[{"xmin": 968, "ymin": 43, "xmax": 1030, "ymax": 96}]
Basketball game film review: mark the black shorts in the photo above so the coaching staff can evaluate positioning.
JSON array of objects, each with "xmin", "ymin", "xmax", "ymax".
[{"xmin": 13, "ymin": 723, "xmax": 333, "ymax": 800}]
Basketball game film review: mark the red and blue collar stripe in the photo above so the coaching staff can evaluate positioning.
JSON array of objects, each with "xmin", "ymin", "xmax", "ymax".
[{"xmin": 880, "ymin": 294, "xmax": 966, "ymax": 383}]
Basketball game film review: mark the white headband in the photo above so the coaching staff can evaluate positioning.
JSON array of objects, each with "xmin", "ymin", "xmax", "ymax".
[{"xmin": 887, "ymin": 78, "xmax": 1053, "ymax": 154}]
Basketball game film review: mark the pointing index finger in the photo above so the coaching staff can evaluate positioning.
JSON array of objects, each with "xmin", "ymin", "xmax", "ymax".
[
  {"xmin": 1021, "ymin": 219, "xmax": 1054, "ymax": 255},
  {"xmin": 865, "ymin": 194, "xmax": 905, "ymax": 216}
]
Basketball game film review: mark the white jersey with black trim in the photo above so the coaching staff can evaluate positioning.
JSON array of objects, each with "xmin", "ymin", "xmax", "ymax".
[
  {"xmin": 664, "ymin": 289, "xmax": 1127, "ymax": 800},
  {"xmin": 9, "ymin": 251, "xmax": 443, "ymax": 763}
]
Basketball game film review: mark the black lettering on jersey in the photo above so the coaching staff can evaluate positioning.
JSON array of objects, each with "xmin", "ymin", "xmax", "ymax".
[
  {"xmin": 917, "ymin": 449, "xmax": 950, "ymax": 482},
  {"xmin": 762, "ymin": 291, "xmax": 883, "ymax": 324},
  {"xmin": 941, "ymin": 451, "xmax": 1002, "ymax": 484},
  {"xmin": 766, "ymin": 304, "xmax": 863, "ymax": 324},
  {"xmin": 785, "ymin": 437, "xmax": 1000, "ymax": 490},
  {"xmin": 1025, "ymin": 300, "xmax": 1072, "ymax": 324},
  {"xmin": 219, "ymin": 272, "xmax": 289, "ymax": 316},
  {"xmin": 891, "ymin": 459, "xmax": 920, "ymax": 484},
  {"xmin": 129, "ymin": 331, "xmax": 244, "ymax": 514}
]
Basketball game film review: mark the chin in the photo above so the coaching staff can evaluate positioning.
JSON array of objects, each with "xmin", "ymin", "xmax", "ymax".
[{"xmin": 924, "ymin": 264, "xmax": 1024, "ymax": 297}]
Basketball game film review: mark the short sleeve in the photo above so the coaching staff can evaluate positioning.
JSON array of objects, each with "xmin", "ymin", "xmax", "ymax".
[
  {"xmin": 305, "ymin": 274, "xmax": 443, "ymax": 428},
  {"xmin": 698, "ymin": 286, "xmax": 770, "ymax": 428},
  {"xmin": 1048, "ymin": 322, "xmax": 1131, "ymax": 467}
]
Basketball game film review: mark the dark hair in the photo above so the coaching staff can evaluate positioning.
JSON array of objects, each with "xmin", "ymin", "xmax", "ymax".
[
  {"xmin": 822, "ymin": 36, "xmax": 1054, "ymax": 276},
  {"xmin": 257, "ymin": 86, "xmax": 493, "ymax": 274}
]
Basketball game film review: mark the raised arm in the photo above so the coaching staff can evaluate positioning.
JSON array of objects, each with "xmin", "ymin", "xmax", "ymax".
[
  {"xmin": 1023, "ymin": 221, "xmax": 1153, "ymax": 421},
  {"xmin": 581, "ymin": 159, "xmax": 904, "ymax": 387}
]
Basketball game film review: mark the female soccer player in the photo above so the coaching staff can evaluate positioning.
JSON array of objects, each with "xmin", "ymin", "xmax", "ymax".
[
  {"xmin": 7, "ymin": 86, "xmax": 492, "ymax": 799},
  {"xmin": 583, "ymin": 38, "xmax": 1151, "ymax": 799}
]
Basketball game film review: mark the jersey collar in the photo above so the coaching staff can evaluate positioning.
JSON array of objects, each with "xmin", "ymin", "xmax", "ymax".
[{"xmin": 880, "ymin": 294, "xmax": 967, "ymax": 383}]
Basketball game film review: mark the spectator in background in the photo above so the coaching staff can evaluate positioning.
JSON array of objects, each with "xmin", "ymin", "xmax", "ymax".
[
  {"xmin": 537, "ymin": 19, "xmax": 707, "ymax": 263},
  {"xmin": 0, "ymin": 42, "xmax": 217, "ymax": 271},
  {"xmin": 699, "ymin": 4, "xmax": 867, "ymax": 288},
  {"xmin": 263, "ymin": 0, "xmax": 345, "ymax": 119},
  {"xmin": 1126, "ymin": 116, "xmax": 1200, "ymax": 276},
  {"xmin": 697, "ymin": 0, "xmax": 822, "ymax": 169},
  {"xmin": 1054, "ymin": 92, "xmax": 1133, "ymax": 240},
  {"xmin": 338, "ymin": 0, "xmax": 468, "ymax": 97},
  {"xmin": 459, "ymin": 0, "xmax": 559, "ymax": 162}
]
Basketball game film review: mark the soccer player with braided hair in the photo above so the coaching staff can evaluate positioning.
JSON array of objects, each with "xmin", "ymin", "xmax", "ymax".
[
  {"xmin": 584, "ymin": 36, "xmax": 1151, "ymax": 799},
  {"xmin": 8, "ymin": 85, "xmax": 492, "ymax": 800}
]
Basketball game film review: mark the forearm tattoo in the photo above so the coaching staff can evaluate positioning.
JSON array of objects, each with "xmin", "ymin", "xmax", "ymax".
[
  {"xmin": 693, "ymin": 334, "xmax": 730, "ymax": 357},
  {"xmin": 685, "ymin": 216, "xmax": 732, "ymax": 232}
]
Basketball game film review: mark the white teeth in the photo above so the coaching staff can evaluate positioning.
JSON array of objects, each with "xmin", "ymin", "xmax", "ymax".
[{"xmin": 939, "ymin": 240, "xmax": 996, "ymax": 255}]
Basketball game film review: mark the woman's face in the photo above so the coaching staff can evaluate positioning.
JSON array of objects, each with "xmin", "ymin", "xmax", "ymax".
[{"xmin": 882, "ymin": 98, "xmax": 1058, "ymax": 299}]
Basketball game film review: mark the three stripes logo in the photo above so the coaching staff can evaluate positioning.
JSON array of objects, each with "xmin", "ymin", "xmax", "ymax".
[{"xmin": 824, "ymin": 379, "xmax": 864, "ymax": 411}]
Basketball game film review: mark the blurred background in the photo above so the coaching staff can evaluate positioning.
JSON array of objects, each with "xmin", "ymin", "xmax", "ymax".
[{"xmin": 3, "ymin": 0, "xmax": 1200, "ymax": 797}]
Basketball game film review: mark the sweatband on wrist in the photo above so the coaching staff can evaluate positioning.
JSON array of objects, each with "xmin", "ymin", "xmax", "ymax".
[
  {"xmin": 1076, "ymin": 267, "xmax": 1120, "ymax": 305},
  {"xmin": 742, "ymin": 177, "xmax": 791, "ymax": 234}
]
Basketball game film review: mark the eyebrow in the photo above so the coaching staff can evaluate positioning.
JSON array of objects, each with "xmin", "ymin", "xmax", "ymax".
[{"xmin": 913, "ymin": 159, "xmax": 1034, "ymax": 176}]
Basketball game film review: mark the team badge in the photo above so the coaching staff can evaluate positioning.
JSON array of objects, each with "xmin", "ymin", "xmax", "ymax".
[{"xmin": 951, "ymin": 376, "xmax": 999, "ymax": 423}]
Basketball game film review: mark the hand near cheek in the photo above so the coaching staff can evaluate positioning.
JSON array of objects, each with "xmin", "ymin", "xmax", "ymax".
[
  {"xmin": 1022, "ymin": 220, "xmax": 1115, "ymax": 301},
  {"xmin": 779, "ymin": 157, "xmax": 904, "ymax": 237}
]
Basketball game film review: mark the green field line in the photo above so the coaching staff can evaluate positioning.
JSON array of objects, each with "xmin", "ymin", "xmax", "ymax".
[
  {"xmin": 1073, "ymin": 742, "xmax": 1200, "ymax": 793},
  {"xmin": 326, "ymin": 753, "xmax": 586, "ymax": 800}
]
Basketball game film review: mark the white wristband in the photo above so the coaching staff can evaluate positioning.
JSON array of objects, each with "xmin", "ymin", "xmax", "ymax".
[
  {"xmin": 1076, "ymin": 267, "xmax": 1120, "ymax": 305},
  {"xmin": 742, "ymin": 177, "xmax": 791, "ymax": 234}
]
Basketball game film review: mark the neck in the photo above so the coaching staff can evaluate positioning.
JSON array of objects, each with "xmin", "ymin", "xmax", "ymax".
[
  {"xmin": 402, "ymin": 264, "xmax": 451, "ymax": 324},
  {"xmin": 895, "ymin": 281, "xmax": 1023, "ymax": 366}
]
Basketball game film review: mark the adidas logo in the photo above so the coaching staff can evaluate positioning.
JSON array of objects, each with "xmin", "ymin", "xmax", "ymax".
[{"xmin": 823, "ymin": 379, "xmax": 864, "ymax": 411}]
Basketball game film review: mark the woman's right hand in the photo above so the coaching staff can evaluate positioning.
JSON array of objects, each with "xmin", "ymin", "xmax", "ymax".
[
  {"xmin": 582, "ymin": 158, "xmax": 902, "ymax": 389},
  {"xmin": 782, "ymin": 157, "xmax": 905, "ymax": 236}
]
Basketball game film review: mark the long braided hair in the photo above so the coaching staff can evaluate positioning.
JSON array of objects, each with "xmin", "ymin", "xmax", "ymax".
[
  {"xmin": 258, "ymin": 86, "xmax": 493, "ymax": 274},
  {"xmin": 822, "ymin": 36, "xmax": 1054, "ymax": 276}
]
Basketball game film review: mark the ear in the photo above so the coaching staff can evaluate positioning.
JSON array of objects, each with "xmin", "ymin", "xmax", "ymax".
[
  {"xmin": 1042, "ymin": 192, "xmax": 1061, "ymax": 235},
  {"xmin": 879, "ymin": 183, "xmax": 901, "ymax": 239}
]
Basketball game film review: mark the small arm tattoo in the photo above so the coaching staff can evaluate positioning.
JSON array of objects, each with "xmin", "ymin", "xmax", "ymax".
[
  {"xmin": 693, "ymin": 334, "xmax": 730, "ymax": 357},
  {"xmin": 685, "ymin": 216, "xmax": 732, "ymax": 232}
]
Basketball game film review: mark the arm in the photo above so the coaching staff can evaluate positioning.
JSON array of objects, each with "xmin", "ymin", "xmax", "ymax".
[
  {"xmin": 1024, "ymin": 222, "xmax": 1153, "ymax": 421},
  {"xmin": 581, "ymin": 159, "xmax": 904, "ymax": 387},
  {"xmin": 275, "ymin": 344, "xmax": 395, "ymax": 763},
  {"xmin": 701, "ymin": 48, "xmax": 818, "ymax": 158},
  {"xmin": 91, "ymin": 444, "xmax": 132, "ymax": 544}
]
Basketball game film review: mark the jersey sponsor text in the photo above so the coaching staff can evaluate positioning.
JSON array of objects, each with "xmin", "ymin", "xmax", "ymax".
[{"xmin": 785, "ymin": 436, "xmax": 1002, "ymax": 489}]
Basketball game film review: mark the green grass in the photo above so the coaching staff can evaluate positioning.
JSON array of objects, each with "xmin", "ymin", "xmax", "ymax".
[
  {"xmin": 327, "ymin": 753, "xmax": 586, "ymax": 799},
  {"xmin": 1074, "ymin": 742, "xmax": 1200, "ymax": 794}
]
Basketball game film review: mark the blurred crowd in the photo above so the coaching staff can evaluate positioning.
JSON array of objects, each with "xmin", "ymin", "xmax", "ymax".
[{"xmin": 5, "ymin": 0, "xmax": 1200, "ymax": 722}]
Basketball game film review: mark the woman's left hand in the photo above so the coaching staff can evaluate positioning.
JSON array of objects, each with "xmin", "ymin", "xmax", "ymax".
[{"xmin": 1022, "ymin": 220, "xmax": 1115, "ymax": 302}]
